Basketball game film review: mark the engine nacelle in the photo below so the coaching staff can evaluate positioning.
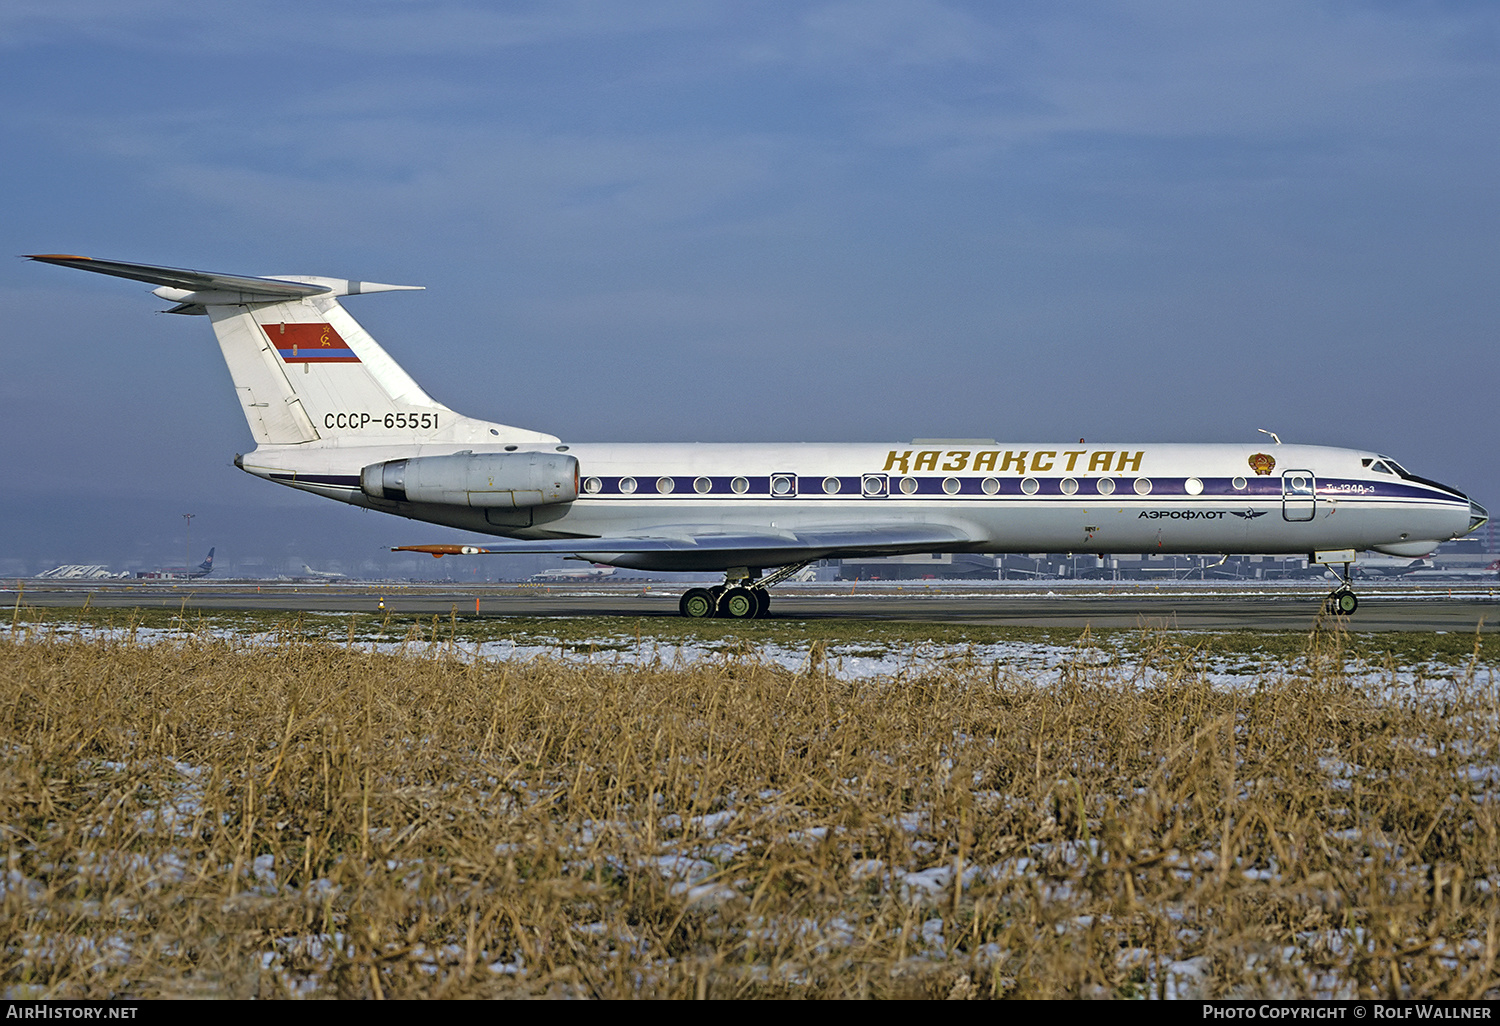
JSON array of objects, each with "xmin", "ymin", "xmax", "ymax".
[{"xmin": 360, "ymin": 452, "xmax": 579, "ymax": 508}]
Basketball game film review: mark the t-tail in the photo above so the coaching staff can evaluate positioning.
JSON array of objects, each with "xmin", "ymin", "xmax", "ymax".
[{"xmin": 26, "ymin": 255, "xmax": 555, "ymax": 448}]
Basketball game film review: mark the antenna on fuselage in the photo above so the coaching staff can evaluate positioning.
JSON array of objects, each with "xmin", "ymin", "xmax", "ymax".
[{"xmin": 1257, "ymin": 428, "xmax": 1283, "ymax": 445}]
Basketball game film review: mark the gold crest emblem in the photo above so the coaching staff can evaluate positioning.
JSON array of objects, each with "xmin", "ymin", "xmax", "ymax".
[{"xmin": 1248, "ymin": 453, "xmax": 1276, "ymax": 476}]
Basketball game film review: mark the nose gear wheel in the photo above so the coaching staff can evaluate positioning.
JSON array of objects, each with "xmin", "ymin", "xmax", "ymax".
[{"xmin": 1326, "ymin": 588, "xmax": 1358, "ymax": 616}]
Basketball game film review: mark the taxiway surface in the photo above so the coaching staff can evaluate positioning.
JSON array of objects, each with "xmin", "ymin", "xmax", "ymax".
[{"xmin": 6, "ymin": 580, "xmax": 1497, "ymax": 632}]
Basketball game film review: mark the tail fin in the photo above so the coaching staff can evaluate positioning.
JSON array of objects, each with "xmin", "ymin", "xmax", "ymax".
[
  {"xmin": 200, "ymin": 548, "xmax": 214, "ymax": 571},
  {"xmin": 28, "ymin": 255, "xmax": 556, "ymax": 447}
]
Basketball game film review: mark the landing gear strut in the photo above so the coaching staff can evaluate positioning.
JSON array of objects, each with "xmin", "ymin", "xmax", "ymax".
[{"xmin": 676, "ymin": 561, "xmax": 814, "ymax": 619}]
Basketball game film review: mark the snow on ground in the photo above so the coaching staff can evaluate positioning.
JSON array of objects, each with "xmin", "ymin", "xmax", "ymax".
[
  {"xmin": 6, "ymin": 615, "xmax": 1492, "ymax": 695},
  {"xmin": 4, "ymin": 616, "xmax": 1498, "ymax": 997}
]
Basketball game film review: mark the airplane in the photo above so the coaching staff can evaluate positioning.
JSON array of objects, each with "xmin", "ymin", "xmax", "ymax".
[
  {"xmin": 300, "ymin": 564, "xmax": 346, "ymax": 580},
  {"xmin": 31, "ymin": 254, "xmax": 1487, "ymax": 619},
  {"xmin": 136, "ymin": 547, "xmax": 214, "ymax": 580},
  {"xmin": 1351, "ymin": 555, "xmax": 1432, "ymax": 578},
  {"xmin": 1400, "ymin": 559, "xmax": 1500, "ymax": 581},
  {"xmin": 530, "ymin": 564, "xmax": 618, "ymax": 582}
]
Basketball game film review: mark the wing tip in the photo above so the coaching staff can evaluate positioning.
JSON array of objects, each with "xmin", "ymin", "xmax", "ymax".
[{"xmin": 24, "ymin": 253, "xmax": 91, "ymax": 262}]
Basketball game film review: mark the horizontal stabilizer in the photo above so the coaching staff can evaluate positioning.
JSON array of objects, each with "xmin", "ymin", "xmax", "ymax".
[
  {"xmin": 25, "ymin": 255, "xmax": 422, "ymax": 310},
  {"xmin": 27, "ymin": 254, "xmax": 329, "ymax": 299}
]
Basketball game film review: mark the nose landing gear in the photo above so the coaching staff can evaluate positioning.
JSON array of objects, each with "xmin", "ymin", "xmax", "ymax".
[
  {"xmin": 1322, "ymin": 558, "xmax": 1359, "ymax": 616},
  {"xmin": 677, "ymin": 561, "xmax": 814, "ymax": 619}
]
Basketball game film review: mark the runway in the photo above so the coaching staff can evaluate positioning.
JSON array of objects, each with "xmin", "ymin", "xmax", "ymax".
[{"xmin": 7, "ymin": 579, "xmax": 1498, "ymax": 631}]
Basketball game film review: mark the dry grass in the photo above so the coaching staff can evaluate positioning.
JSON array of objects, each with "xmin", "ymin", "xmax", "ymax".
[{"xmin": 2, "ymin": 622, "xmax": 1498, "ymax": 999}]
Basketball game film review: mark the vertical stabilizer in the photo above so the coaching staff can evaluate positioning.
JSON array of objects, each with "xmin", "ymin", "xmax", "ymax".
[
  {"xmin": 205, "ymin": 295, "xmax": 453, "ymax": 445},
  {"xmin": 27, "ymin": 255, "xmax": 557, "ymax": 447}
]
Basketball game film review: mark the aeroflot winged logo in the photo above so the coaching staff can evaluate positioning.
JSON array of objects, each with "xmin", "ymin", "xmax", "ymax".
[
  {"xmin": 262, "ymin": 322, "xmax": 360, "ymax": 364},
  {"xmin": 1249, "ymin": 453, "xmax": 1276, "ymax": 476}
]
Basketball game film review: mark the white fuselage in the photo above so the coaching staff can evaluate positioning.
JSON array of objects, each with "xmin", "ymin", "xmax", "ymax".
[{"xmin": 240, "ymin": 439, "xmax": 1478, "ymax": 572}]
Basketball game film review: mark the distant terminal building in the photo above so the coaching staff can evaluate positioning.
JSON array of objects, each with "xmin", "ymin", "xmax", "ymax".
[
  {"xmin": 34, "ymin": 565, "xmax": 125, "ymax": 579},
  {"xmin": 834, "ymin": 552, "xmax": 1301, "ymax": 581},
  {"xmin": 835, "ymin": 552, "xmax": 1001, "ymax": 580}
]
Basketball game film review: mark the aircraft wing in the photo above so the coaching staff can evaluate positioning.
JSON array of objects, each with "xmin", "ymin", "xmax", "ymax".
[{"xmin": 395, "ymin": 522, "xmax": 978, "ymax": 569}]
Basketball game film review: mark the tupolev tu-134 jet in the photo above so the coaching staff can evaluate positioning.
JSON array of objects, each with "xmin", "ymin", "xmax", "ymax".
[{"xmin": 31, "ymin": 254, "xmax": 1487, "ymax": 619}]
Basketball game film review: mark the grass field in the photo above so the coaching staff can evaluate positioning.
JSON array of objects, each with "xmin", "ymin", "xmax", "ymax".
[{"xmin": 3, "ymin": 609, "xmax": 1499, "ymax": 998}]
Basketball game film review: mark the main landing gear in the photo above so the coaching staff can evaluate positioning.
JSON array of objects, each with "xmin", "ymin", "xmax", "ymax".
[
  {"xmin": 1323, "ymin": 560, "xmax": 1359, "ymax": 617},
  {"xmin": 677, "ymin": 562, "xmax": 813, "ymax": 619}
]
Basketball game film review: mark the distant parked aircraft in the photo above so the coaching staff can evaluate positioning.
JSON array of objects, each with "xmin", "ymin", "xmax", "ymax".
[
  {"xmin": 1401, "ymin": 559, "xmax": 1500, "ymax": 580},
  {"xmin": 137, "ymin": 548, "xmax": 214, "ymax": 580},
  {"xmin": 530, "ymin": 565, "xmax": 617, "ymax": 582},
  {"xmin": 300, "ymin": 564, "xmax": 347, "ymax": 580},
  {"xmin": 1353, "ymin": 555, "xmax": 1432, "ymax": 578}
]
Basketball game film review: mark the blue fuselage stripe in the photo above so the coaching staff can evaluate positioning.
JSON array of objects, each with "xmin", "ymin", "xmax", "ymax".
[{"xmin": 575, "ymin": 475, "xmax": 1464, "ymax": 506}]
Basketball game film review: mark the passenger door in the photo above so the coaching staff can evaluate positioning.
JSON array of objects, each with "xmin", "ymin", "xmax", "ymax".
[{"xmin": 1281, "ymin": 470, "xmax": 1316, "ymax": 522}]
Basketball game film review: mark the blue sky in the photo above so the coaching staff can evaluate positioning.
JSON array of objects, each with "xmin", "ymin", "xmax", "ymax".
[{"xmin": 3, "ymin": 1, "xmax": 1497, "ymax": 575}]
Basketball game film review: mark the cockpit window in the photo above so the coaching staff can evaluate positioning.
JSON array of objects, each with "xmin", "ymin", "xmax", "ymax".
[{"xmin": 1368, "ymin": 456, "xmax": 1463, "ymax": 499}]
